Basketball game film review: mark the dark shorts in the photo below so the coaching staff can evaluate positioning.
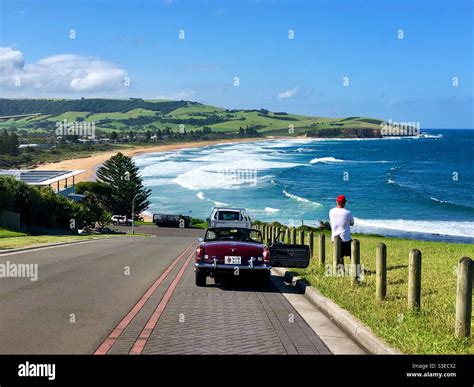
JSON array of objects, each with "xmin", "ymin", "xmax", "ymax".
[{"xmin": 341, "ymin": 240, "xmax": 352, "ymax": 257}]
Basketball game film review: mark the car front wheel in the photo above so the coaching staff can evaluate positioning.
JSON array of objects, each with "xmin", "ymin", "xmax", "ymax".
[{"xmin": 195, "ymin": 269, "xmax": 206, "ymax": 287}]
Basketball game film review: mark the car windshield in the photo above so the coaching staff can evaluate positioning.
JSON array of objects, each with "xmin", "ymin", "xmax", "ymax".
[
  {"xmin": 205, "ymin": 228, "xmax": 262, "ymax": 243},
  {"xmin": 216, "ymin": 211, "xmax": 241, "ymax": 221}
]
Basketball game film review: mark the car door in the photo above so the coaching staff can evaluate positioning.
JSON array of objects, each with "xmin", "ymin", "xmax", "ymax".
[
  {"xmin": 268, "ymin": 230, "xmax": 311, "ymax": 268},
  {"xmin": 269, "ymin": 243, "xmax": 310, "ymax": 268}
]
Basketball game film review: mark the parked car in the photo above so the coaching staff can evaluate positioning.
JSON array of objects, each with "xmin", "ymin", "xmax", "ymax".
[
  {"xmin": 207, "ymin": 207, "xmax": 251, "ymax": 229},
  {"xmin": 111, "ymin": 215, "xmax": 132, "ymax": 226},
  {"xmin": 153, "ymin": 214, "xmax": 192, "ymax": 228},
  {"xmin": 194, "ymin": 227, "xmax": 310, "ymax": 286}
]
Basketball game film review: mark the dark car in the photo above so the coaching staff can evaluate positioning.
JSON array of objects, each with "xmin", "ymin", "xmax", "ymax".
[
  {"xmin": 153, "ymin": 214, "xmax": 192, "ymax": 228},
  {"xmin": 194, "ymin": 227, "xmax": 311, "ymax": 286}
]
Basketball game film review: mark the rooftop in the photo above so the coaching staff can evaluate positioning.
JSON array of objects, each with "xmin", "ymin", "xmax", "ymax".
[{"xmin": 0, "ymin": 170, "xmax": 86, "ymax": 186}]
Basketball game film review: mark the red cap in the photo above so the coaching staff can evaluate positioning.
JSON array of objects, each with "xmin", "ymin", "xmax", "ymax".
[{"xmin": 336, "ymin": 195, "xmax": 347, "ymax": 203}]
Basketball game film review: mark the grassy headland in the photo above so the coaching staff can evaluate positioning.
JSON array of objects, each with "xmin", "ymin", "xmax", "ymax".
[{"xmin": 0, "ymin": 98, "xmax": 386, "ymax": 168}]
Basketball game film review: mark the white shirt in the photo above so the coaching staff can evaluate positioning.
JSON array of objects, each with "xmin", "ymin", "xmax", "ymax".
[{"xmin": 329, "ymin": 207, "xmax": 354, "ymax": 242}]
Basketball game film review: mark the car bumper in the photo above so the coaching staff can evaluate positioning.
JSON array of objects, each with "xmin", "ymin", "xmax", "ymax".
[{"xmin": 194, "ymin": 262, "xmax": 271, "ymax": 271}]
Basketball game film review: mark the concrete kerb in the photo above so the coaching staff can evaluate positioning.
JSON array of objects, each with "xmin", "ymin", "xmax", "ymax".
[{"xmin": 273, "ymin": 267, "xmax": 401, "ymax": 355}]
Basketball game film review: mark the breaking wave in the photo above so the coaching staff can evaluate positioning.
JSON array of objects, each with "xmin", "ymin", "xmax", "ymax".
[
  {"xmin": 310, "ymin": 157, "xmax": 345, "ymax": 164},
  {"xmin": 282, "ymin": 190, "xmax": 322, "ymax": 206}
]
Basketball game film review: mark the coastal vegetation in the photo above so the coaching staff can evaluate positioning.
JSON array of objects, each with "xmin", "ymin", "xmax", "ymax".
[
  {"xmin": 0, "ymin": 176, "xmax": 110, "ymax": 230},
  {"xmin": 80, "ymin": 153, "xmax": 151, "ymax": 218}
]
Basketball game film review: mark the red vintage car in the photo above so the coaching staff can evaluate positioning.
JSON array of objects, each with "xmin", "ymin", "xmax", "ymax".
[{"xmin": 194, "ymin": 227, "xmax": 310, "ymax": 286}]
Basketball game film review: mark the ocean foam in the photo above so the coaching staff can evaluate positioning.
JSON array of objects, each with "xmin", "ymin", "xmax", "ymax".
[
  {"xmin": 310, "ymin": 157, "xmax": 345, "ymax": 164},
  {"xmin": 173, "ymin": 159, "xmax": 300, "ymax": 190},
  {"xmin": 353, "ymin": 218, "xmax": 474, "ymax": 238},
  {"xmin": 282, "ymin": 190, "xmax": 322, "ymax": 206},
  {"xmin": 265, "ymin": 207, "xmax": 280, "ymax": 213},
  {"xmin": 140, "ymin": 161, "xmax": 195, "ymax": 177}
]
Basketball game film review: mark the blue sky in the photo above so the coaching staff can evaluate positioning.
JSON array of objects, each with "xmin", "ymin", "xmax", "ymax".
[{"xmin": 0, "ymin": 0, "xmax": 472, "ymax": 128}]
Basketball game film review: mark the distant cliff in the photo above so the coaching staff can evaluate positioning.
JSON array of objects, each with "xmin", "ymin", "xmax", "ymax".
[{"xmin": 305, "ymin": 127, "xmax": 383, "ymax": 138}]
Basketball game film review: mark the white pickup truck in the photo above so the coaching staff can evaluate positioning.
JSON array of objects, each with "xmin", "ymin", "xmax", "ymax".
[{"xmin": 207, "ymin": 207, "xmax": 252, "ymax": 229}]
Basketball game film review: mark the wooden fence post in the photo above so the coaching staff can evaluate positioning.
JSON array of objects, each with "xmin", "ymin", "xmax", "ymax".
[
  {"xmin": 318, "ymin": 234, "xmax": 326, "ymax": 266},
  {"xmin": 351, "ymin": 239, "xmax": 360, "ymax": 286},
  {"xmin": 276, "ymin": 227, "xmax": 282, "ymax": 242},
  {"xmin": 333, "ymin": 235, "xmax": 341, "ymax": 275},
  {"xmin": 299, "ymin": 230, "xmax": 304, "ymax": 245},
  {"xmin": 408, "ymin": 249, "xmax": 422, "ymax": 312},
  {"xmin": 291, "ymin": 227, "xmax": 296, "ymax": 245},
  {"xmin": 376, "ymin": 243, "xmax": 387, "ymax": 302},
  {"xmin": 308, "ymin": 231, "xmax": 314, "ymax": 259},
  {"xmin": 455, "ymin": 257, "xmax": 473, "ymax": 337}
]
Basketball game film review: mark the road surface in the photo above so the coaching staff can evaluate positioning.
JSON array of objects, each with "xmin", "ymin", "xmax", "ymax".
[{"xmin": 0, "ymin": 227, "xmax": 362, "ymax": 354}]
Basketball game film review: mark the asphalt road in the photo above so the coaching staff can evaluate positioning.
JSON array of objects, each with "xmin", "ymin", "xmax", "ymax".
[
  {"xmin": 0, "ymin": 228, "xmax": 201, "ymax": 354},
  {"xmin": 0, "ymin": 226, "xmax": 355, "ymax": 354}
]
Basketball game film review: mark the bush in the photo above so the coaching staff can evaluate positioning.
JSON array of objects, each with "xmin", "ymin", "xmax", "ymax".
[{"xmin": 0, "ymin": 176, "xmax": 108, "ymax": 230}]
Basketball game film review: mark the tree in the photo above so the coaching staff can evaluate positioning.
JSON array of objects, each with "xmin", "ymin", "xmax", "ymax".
[
  {"xmin": 96, "ymin": 153, "xmax": 151, "ymax": 218},
  {"xmin": 0, "ymin": 130, "xmax": 19, "ymax": 156},
  {"xmin": 110, "ymin": 131, "xmax": 118, "ymax": 141},
  {"xmin": 75, "ymin": 181, "xmax": 113, "ymax": 210}
]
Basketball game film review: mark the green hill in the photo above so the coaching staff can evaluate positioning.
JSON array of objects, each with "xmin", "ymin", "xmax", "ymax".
[{"xmin": 0, "ymin": 98, "xmax": 385, "ymax": 138}]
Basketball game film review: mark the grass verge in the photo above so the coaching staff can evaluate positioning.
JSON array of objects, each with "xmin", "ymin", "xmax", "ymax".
[
  {"xmin": 0, "ymin": 233, "xmax": 128, "ymax": 250},
  {"xmin": 292, "ymin": 231, "xmax": 474, "ymax": 354}
]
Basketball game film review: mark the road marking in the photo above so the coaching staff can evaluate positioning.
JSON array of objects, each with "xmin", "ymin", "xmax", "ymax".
[
  {"xmin": 94, "ymin": 241, "xmax": 196, "ymax": 355},
  {"xmin": 129, "ymin": 250, "xmax": 194, "ymax": 355}
]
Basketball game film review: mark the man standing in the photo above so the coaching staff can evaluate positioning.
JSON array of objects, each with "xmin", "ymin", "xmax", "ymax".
[{"xmin": 329, "ymin": 195, "xmax": 354, "ymax": 265}]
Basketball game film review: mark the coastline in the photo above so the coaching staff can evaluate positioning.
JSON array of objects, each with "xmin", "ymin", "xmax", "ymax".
[
  {"xmin": 32, "ymin": 133, "xmax": 473, "ymax": 239},
  {"xmin": 34, "ymin": 137, "xmax": 267, "ymax": 222},
  {"xmin": 35, "ymin": 137, "xmax": 266, "ymax": 183}
]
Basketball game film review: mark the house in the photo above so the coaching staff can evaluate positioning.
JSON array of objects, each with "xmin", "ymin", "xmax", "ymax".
[{"xmin": 0, "ymin": 169, "xmax": 86, "ymax": 201}]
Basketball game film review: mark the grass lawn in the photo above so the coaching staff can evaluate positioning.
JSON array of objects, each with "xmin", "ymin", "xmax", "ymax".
[
  {"xmin": 0, "ymin": 228, "xmax": 28, "ymax": 239},
  {"xmin": 0, "ymin": 231, "xmax": 127, "ymax": 250},
  {"xmin": 291, "ymin": 230, "xmax": 474, "ymax": 354}
]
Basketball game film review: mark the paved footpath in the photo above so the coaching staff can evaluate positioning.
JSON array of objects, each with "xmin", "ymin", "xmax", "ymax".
[
  {"xmin": 0, "ymin": 226, "xmax": 363, "ymax": 354},
  {"xmin": 98, "ymin": 230, "xmax": 361, "ymax": 355}
]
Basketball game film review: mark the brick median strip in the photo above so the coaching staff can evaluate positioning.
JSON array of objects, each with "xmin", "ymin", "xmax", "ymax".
[
  {"xmin": 94, "ymin": 241, "xmax": 196, "ymax": 355},
  {"xmin": 129, "ymin": 250, "xmax": 195, "ymax": 355}
]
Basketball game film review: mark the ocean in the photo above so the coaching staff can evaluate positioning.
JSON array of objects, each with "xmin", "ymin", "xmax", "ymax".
[{"xmin": 135, "ymin": 129, "xmax": 474, "ymax": 243}]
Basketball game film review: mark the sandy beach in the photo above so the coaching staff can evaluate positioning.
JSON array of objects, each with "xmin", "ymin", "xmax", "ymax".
[
  {"xmin": 35, "ymin": 137, "xmax": 265, "ymax": 183},
  {"xmin": 34, "ymin": 137, "xmax": 266, "ymax": 221}
]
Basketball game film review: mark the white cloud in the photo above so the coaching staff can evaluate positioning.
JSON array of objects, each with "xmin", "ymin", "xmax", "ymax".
[
  {"xmin": 0, "ymin": 47, "xmax": 128, "ymax": 94},
  {"xmin": 277, "ymin": 86, "xmax": 301, "ymax": 99},
  {"xmin": 0, "ymin": 47, "xmax": 25, "ymax": 71}
]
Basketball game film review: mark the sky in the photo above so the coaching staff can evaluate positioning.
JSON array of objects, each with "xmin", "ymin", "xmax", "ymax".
[{"xmin": 0, "ymin": 0, "xmax": 472, "ymax": 128}]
